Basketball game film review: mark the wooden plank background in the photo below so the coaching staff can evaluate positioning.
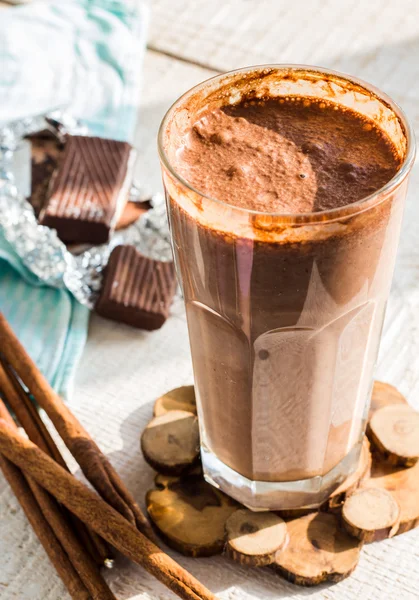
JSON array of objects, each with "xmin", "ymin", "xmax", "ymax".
[{"xmin": 1, "ymin": 0, "xmax": 419, "ymax": 598}]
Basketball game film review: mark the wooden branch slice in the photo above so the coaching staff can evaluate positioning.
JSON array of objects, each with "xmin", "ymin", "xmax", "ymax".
[
  {"xmin": 146, "ymin": 471, "xmax": 237, "ymax": 557},
  {"xmin": 367, "ymin": 404, "xmax": 419, "ymax": 467},
  {"xmin": 153, "ymin": 386, "xmax": 196, "ymax": 417},
  {"xmin": 141, "ymin": 410, "xmax": 200, "ymax": 475},
  {"xmin": 361, "ymin": 459, "xmax": 419, "ymax": 534},
  {"xmin": 342, "ymin": 488, "xmax": 400, "ymax": 542},
  {"xmin": 272, "ymin": 512, "xmax": 362, "ymax": 586},
  {"xmin": 369, "ymin": 381, "xmax": 407, "ymax": 419},
  {"xmin": 276, "ymin": 507, "xmax": 317, "ymax": 519},
  {"xmin": 322, "ymin": 437, "xmax": 372, "ymax": 513},
  {"xmin": 225, "ymin": 509, "xmax": 288, "ymax": 567}
]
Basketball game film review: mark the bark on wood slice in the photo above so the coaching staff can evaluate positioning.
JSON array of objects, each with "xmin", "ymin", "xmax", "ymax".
[
  {"xmin": 367, "ymin": 404, "xmax": 419, "ymax": 467},
  {"xmin": 276, "ymin": 507, "xmax": 317, "ymax": 519},
  {"xmin": 321, "ymin": 437, "xmax": 372, "ymax": 513},
  {"xmin": 342, "ymin": 488, "xmax": 400, "ymax": 542},
  {"xmin": 271, "ymin": 512, "xmax": 362, "ymax": 586},
  {"xmin": 225, "ymin": 509, "xmax": 288, "ymax": 567},
  {"xmin": 361, "ymin": 459, "xmax": 419, "ymax": 534},
  {"xmin": 369, "ymin": 381, "xmax": 407, "ymax": 419},
  {"xmin": 146, "ymin": 471, "xmax": 237, "ymax": 557},
  {"xmin": 153, "ymin": 386, "xmax": 197, "ymax": 417},
  {"xmin": 141, "ymin": 410, "xmax": 199, "ymax": 475}
]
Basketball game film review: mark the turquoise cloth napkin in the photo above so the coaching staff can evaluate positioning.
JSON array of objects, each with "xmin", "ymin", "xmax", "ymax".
[
  {"xmin": 0, "ymin": 0, "xmax": 148, "ymax": 397},
  {"xmin": 0, "ymin": 239, "xmax": 89, "ymax": 397}
]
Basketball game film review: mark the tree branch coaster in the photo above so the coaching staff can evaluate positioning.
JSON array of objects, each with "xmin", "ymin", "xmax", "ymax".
[
  {"xmin": 146, "ymin": 469, "xmax": 238, "ymax": 557},
  {"xmin": 271, "ymin": 512, "xmax": 362, "ymax": 586},
  {"xmin": 153, "ymin": 386, "xmax": 197, "ymax": 417},
  {"xmin": 360, "ymin": 457, "xmax": 419, "ymax": 534},
  {"xmin": 367, "ymin": 404, "xmax": 419, "ymax": 467},
  {"xmin": 225, "ymin": 509, "xmax": 288, "ymax": 566},
  {"xmin": 141, "ymin": 410, "xmax": 200, "ymax": 475},
  {"xmin": 140, "ymin": 381, "xmax": 419, "ymax": 587},
  {"xmin": 342, "ymin": 487, "xmax": 400, "ymax": 542}
]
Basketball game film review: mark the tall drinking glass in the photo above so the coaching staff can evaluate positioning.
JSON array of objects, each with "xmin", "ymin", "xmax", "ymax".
[{"xmin": 158, "ymin": 66, "xmax": 415, "ymax": 510}]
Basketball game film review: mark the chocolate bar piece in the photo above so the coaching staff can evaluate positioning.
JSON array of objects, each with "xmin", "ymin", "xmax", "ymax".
[
  {"xmin": 40, "ymin": 136, "xmax": 135, "ymax": 244},
  {"xmin": 29, "ymin": 136, "xmax": 63, "ymax": 216},
  {"xmin": 95, "ymin": 245, "xmax": 177, "ymax": 330}
]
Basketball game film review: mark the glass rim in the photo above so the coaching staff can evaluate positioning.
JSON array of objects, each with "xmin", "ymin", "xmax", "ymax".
[{"xmin": 158, "ymin": 64, "xmax": 416, "ymax": 224}]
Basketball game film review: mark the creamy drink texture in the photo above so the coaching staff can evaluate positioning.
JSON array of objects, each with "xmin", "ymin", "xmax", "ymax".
[
  {"xmin": 165, "ymin": 93, "xmax": 404, "ymax": 486},
  {"xmin": 175, "ymin": 99, "xmax": 400, "ymax": 213}
]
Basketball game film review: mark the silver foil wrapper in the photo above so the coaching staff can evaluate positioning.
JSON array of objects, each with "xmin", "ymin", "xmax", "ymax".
[{"xmin": 0, "ymin": 113, "xmax": 172, "ymax": 309}]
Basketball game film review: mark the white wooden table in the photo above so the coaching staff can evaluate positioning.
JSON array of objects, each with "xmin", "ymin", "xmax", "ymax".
[{"xmin": 1, "ymin": 1, "xmax": 419, "ymax": 598}]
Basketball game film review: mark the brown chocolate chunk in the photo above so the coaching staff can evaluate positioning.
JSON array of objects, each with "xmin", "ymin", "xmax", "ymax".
[
  {"xmin": 40, "ymin": 136, "xmax": 134, "ymax": 244},
  {"xmin": 95, "ymin": 245, "xmax": 177, "ymax": 330}
]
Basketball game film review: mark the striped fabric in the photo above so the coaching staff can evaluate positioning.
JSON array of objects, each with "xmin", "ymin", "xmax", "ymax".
[
  {"xmin": 0, "ymin": 240, "xmax": 89, "ymax": 398},
  {"xmin": 0, "ymin": 0, "xmax": 148, "ymax": 397}
]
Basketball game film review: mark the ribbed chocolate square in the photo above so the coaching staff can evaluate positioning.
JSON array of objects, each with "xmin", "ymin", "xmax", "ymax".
[
  {"xmin": 95, "ymin": 245, "xmax": 177, "ymax": 330},
  {"xmin": 40, "ymin": 136, "xmax": 134, "ymax": 244}
]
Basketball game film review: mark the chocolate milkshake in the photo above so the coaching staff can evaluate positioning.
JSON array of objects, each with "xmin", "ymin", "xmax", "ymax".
[{"xmin": 159, "ymin": 67, "xmax": 414, "ymax": 509}]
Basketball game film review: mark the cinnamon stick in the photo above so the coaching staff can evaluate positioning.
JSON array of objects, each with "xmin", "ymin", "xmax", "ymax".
[
  {"xmin": 27, "ymin": 480, "xmax": 117, "ymax": 600},
  {"xmin": 0, "ymin": 399, "xmax": 116, "ymax": 600},
  {"xmin": 0, "ymin": 360, "xmax": 112, "ymax": 567},
  {"xmin": 0, "ymin": 418, "xmax": 216, "ymax": 600},
  {"xmin": 0, "ymin": 402, "xmax": 90, "ymax": 600},
  {"xmin": 0, "ymin": 457, "xmax": 91, "ymax": 600},
  {"xmin": 0, "ymin": 361, "xmax": 68, "ymax": 466},
  {"xmin": 0, "ymin": 313, "xmax": 156, "ymax": 543}
]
